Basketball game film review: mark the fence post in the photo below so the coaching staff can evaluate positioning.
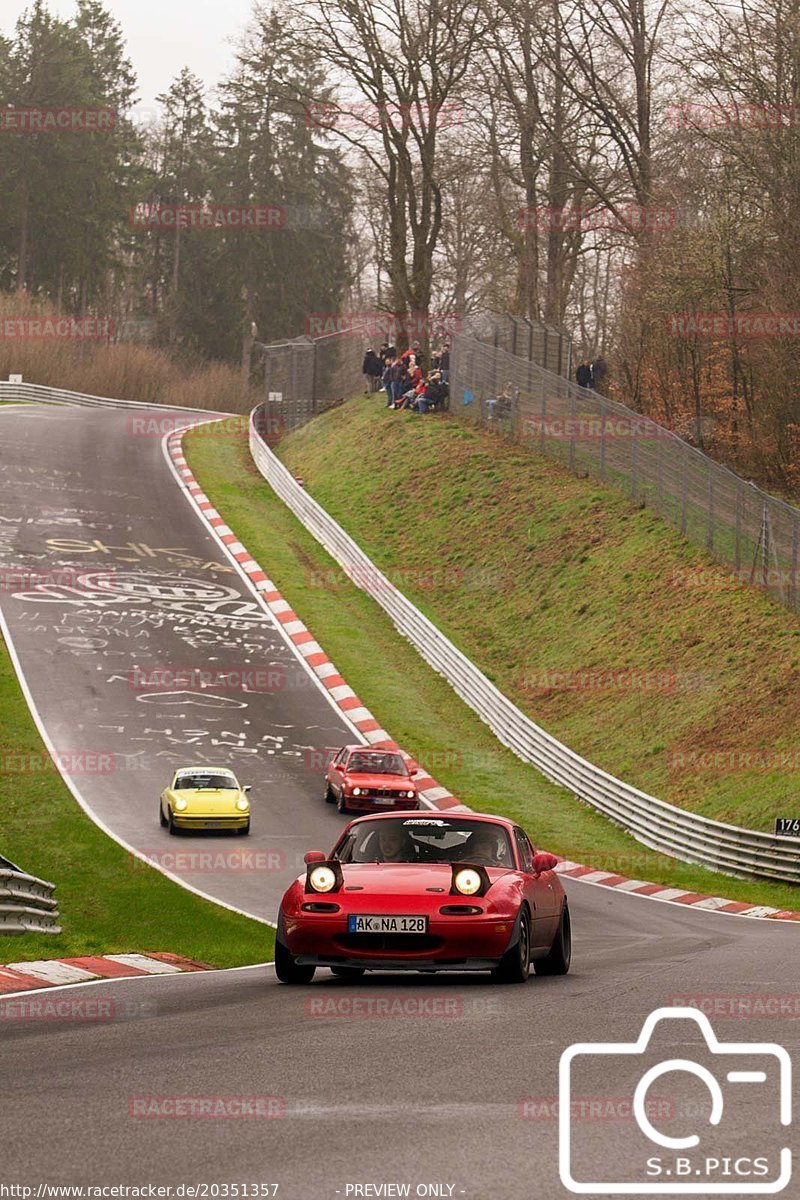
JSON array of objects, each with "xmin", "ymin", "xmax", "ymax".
[
  {"xmin": 680, "ymin": 443, "xmax": 689, "ymax": 532},
  {"xmin": 599, "ymin": 395, "xmax": 607, "ymax": 479},
  {"xmin": 630, "ymin": 419, "xmax": 638, "ymax": 499},
  {"xmin": 734, "ymin": 478, "xmax": 742, "ymax": 573},
  {"xmin": 311, "ymin": 340, "xmax": 319, "ymax": 416},
  {"xmin": 792, "ymin": 516, "xmax": 799, "ymax": 612},
  {"xmin": 707, "ymin": 468, "xmax": 715, "ymax": 554},
  {"xmin": 569, "ymin": 386, "xmax": 577, "ymax": 471},
  {"xmin": 540, "ymin": 383, "xmax": 547, "ymax": 455}
]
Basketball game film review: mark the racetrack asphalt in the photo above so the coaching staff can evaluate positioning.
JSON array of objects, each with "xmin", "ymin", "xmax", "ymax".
[
  {"xmin": 0, "ymin": 404, "xmax": 357, "ymax": 918},
  {"xmin": 1, "ymin": 404, "xmax": 798, "ymax": 1198}
]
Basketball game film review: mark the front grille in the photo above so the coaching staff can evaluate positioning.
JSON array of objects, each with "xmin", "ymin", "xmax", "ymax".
[
  {"xmin": 362, "ymin": 788, "xmax": 403, "ymax": 798},
  {"xmin": 336, "ymin": 933, "xmax": 443, "ymax": 953}
]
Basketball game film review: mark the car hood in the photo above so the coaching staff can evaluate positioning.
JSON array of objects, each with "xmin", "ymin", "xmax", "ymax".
[
  {"xmin": 331, "ymin": 862, "xmax": 510, "ymax": 894},
  {"xmin": 170, "ymin": 787, "xmax": 244, "ymax": 814},
  {"xmin": 343, "ymin": 773, "xmax": 414, "ymax": 790}
]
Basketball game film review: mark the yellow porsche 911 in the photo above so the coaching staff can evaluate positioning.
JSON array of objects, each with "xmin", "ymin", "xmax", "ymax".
[{"xmin": 159, "ymin": 766, "xmax": 251, "ymax": 835}]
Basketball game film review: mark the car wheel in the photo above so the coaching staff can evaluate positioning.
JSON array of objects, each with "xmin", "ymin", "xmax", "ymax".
[
  {"xmin": 167, "ymin": 809, "xmax": 179, "ymax": 836},
  {"xmin": 337, "ymin": 793, "xmax": 349, "ymax": 814},
  {"xmin": 159, "ymin": 802, "xmax": 168, "ymax": 828},
  {"xmin": 492, "ymin": 909, "xmax": 531, "ymax": 984},
  {"xmin": 324, "ymin": 783, "xmax": 336, "ymax": 803},
  {"xmin": 330, "ymin": 966, "xmax": 365, "ymax": 979},
  {"xmin": 534, "ymin": 902, "xmax": 571, "ymax": 976},
  {"xmin": 274, "ymin": 938, "xmax": 316, "ymax": 985},
  {"xmin": 237, "ymin": 821, "xmax": 250, "ymax": 836}
]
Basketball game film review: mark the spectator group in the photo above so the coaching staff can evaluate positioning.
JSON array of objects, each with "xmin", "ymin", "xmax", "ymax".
[{"xmin": 362, "ymin": 340, "xmax": 451, "ymax": 414}]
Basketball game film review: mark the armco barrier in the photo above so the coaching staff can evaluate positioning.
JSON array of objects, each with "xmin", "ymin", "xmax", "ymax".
[
  {"xmin": 0, "ymin": 866, "xmax": 60, "ymax": 935},
  {"xmin": 0, "ymin": 379, "xmax": 229, "ymax": 415},
  {"xmin": 249, "ymin": 404, "xmax": 800, "ymax": 885}
]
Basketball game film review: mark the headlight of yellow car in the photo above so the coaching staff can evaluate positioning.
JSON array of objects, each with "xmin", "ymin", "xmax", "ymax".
[
  {"xmin": 236, "ymin": 797, "xmax": 249, "ymax": 811},
  {"xmin": 174, "ymin": 797, "xmax": 188, "ymax": 811}
]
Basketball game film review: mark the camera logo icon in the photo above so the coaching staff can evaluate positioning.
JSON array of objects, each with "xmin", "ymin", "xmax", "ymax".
[{"xmin": 559, "ymin": 1007, "xmax": 792, "ymax": 1194}]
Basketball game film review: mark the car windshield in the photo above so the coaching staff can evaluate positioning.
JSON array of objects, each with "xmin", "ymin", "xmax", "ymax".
[
  {"xmin": 346, "ymin": 751, "xmax": 408, "ymax": 777},
  {"xmin": 334, "ymin": 817, "xmax": 515, "ymax": 867},
  {"xmin": 174, "ymin": 772, "xmax": 237, "ymax": 790}
]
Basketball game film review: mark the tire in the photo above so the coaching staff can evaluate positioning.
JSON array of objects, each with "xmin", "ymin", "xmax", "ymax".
[
  {"xmin": 167, "ymin": 809, "xmax": 179, "ymax": 836},
  {"xmin": 159, "ymin": 802, "xmax": 168, "ymax": 828},
  {"xmin": 337, "ymin": 793, "xmax": 349, "ymax": 814},
  {"xmin": 237, "ymin": 821, "xmax": 250, "ymax": 836},
  {"xmin": 324, "ymin": 783, "xmax": 336, "ymax": 804},
  {"xmin": 330, "ymin": 966, "xmax": 365, "ymax": 980},
  {"xmin": 535, "ymin": 902, "xmax": 572, "ymax": 976},
  {"xmin": 492, "ymin": 909, "xmax": 531, "ymax": 983},
  {"xmin": 274, "ymin": 938, "xmax": 316, "ymax": 985}
]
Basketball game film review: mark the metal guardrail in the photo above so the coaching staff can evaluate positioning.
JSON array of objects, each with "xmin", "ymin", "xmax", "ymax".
[
  {"xmin": 249, "ymin": 404, "xmax": 800, "ymax": 885},
  {"xmin": 0, "ymin": 866, "xmax": 60, "ymax": 935},
  {"xmin": 0, "ymin": 380, "xmax": 228, "ymax": 415}
]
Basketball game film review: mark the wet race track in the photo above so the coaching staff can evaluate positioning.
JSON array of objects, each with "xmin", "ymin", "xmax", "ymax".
[{"xmin": 0, "ymin": 404, "xmax": 798, "ymax": 1199}]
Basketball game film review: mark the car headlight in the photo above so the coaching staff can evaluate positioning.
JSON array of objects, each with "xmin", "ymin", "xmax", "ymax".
[
  {"xmin": 236, "ymin": 797, "xmax": 249, "ymax": 811},
  {"xmin": 406, "ymin": 790, "xmax": 415, "ymax": 798},
  {"xmin": 352, "ymin": 787, "xmax": 362, "ymax": 796},
  {"xmin": 453, "ymin": 867, "xmax": 482, "ymax": 896},
  {"xmin": 308, "ymin": 865, "xmax": 337, "ymax": 893},
  {"xmin": 174, "ymin": 798, "xmax": 188, "ymax": 811}
]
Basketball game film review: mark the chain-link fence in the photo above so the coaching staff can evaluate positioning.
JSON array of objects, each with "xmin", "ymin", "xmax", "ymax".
[
  {"xmin": 451, "ymin": 332, "xmax": 800, "ymax": 613},
  {"xmin": 464, "ymin": 312, "xmax": 573, "ymax": 380},
  {"xmin": 256, "ymin": 329, "xmax": 364, "ymax": 434}
]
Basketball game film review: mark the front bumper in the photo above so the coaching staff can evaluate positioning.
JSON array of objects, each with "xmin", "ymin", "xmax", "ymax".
[
  {"xmin": 341, "ymin": 795, "xmax": 419, "ymax": 812},
  {"xmin": 284, "ymin": 910, "xmax": 517, "ymax": 967},
  {"xmin": 171, "ymin": 812, "xmax": 249, "ymax": 830}
]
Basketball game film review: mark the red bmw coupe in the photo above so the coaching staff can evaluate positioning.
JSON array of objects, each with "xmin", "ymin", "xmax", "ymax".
[
  {"xmin": 275, "ymin": 812, "xmax": 571, "ymax": 984},
  {"xmin": 324, "ymin": 745, "xmax": 419, "ymax": 813}
]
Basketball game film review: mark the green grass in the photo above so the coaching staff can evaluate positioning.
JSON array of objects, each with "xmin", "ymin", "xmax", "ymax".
[
  {"xmin": 0, "ymin": 630, "xmax": 274, "ymax": 966},
  {"xmin": 185, "ymin": 414, "xmax": 800, "ymax": 912}
]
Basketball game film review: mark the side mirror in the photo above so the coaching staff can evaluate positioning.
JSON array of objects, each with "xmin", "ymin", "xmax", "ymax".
[
  {"xmin": 243, "ymin": 785, "xmax": 251, "ymax": 793},
  {"xmin": 532, "ymin": 852, "xmax": 559, "ymax": 877},
  {"xmin": 304, "ymin": 850, "xmax": 327, "ymax": 865}
]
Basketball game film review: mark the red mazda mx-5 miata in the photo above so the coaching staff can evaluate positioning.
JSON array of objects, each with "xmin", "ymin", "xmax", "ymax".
[{"xmin": 275, "ymin": 812, "xmax": 571, "ymax": 984}]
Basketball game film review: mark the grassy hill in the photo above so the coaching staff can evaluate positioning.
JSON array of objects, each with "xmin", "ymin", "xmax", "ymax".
[{"xmin": 277, "ymin": 395, "xmax": 800, "ymax": 834}]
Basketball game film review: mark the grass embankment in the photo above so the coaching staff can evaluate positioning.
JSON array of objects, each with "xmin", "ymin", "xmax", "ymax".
[
  {"xmin": 0, "ymin": 632, "xmax": 273, "ymax": 965},
  {"xmin": 185, "ymin": 414, "xmax": 800, "ymax": 911}
]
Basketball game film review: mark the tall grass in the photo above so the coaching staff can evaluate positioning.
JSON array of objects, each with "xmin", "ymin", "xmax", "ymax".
[{"xmin": 0, "ymin": 292, "xmax": 259, "ymax": 413}]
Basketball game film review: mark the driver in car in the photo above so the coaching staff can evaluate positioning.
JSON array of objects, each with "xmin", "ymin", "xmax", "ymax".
[
  {"xmin": 373, "ymin": 824, "xmax": 416, "ymax": 863},
  {"xmin": 464, "ymin": 825, "xmax": 502, "ymax": 866}
]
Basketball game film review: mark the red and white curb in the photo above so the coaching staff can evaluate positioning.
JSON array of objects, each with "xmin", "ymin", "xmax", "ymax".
[
  {"xmin": 167, "ymin": 430, "xmax": 465, "ymax": 815},
  {"xmin": 167, "ymin": 428, "xmax": 800, "ymax": 924},
  {"xmin": 0, "ymin": 952, "xmax": 210, "ymax": 995}
]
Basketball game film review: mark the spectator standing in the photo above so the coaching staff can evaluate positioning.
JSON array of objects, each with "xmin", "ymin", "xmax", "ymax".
[
  {"xmin": 439, "ymin": 343, "xmax": 450, "ymax": 383},
  {"xmin": 362, "ymin": 348, "xmax": 383, "ymax": 393},
  {"xmin": 381, "ymin": 357, "xmax": 394, "ymax": 407},
  {"xmin": 576, "ymin": 360, "xmax": 593, "ymax": 389}
]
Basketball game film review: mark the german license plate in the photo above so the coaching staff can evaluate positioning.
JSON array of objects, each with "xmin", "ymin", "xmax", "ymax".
[
  {"xmin": 373, "ymin": 798, "xmax": 394, "ymax": 806},
  {"xmin": 348, "ymin": 914, "xmax": 428, "ymax": 934}
]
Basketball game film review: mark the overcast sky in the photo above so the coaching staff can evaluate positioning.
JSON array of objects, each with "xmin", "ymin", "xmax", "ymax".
[{"xmin": 4, "ymin": 0, "xmax": 257, "ymax": 112}]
